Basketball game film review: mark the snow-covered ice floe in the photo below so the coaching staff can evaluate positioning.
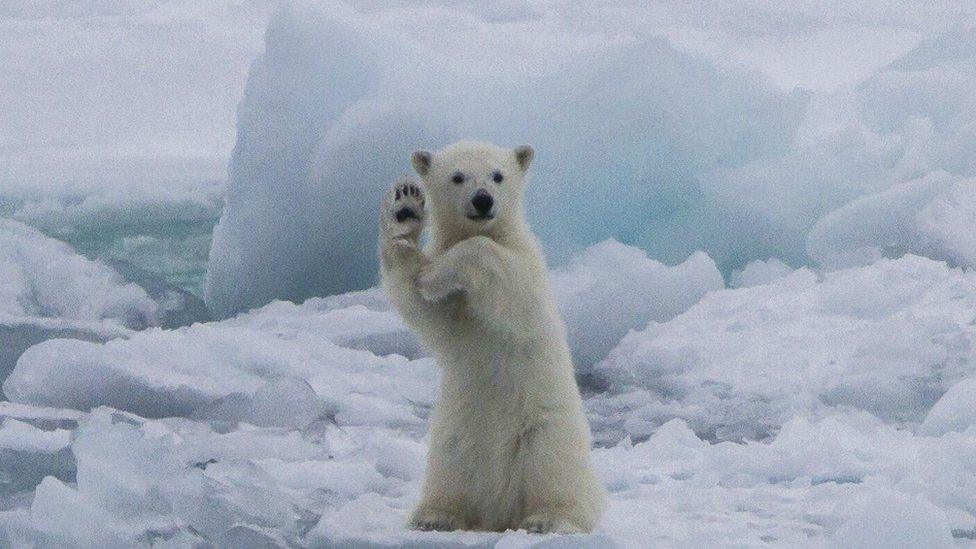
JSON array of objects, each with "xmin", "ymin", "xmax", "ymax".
[
  {"xmin": 590, "ymin": 254, "xmax": 976, "ymax": 444},
  {"xmin": 5, "ymin": 240, "xmax": 715, "ymax": 417},
  {"xmin": 4, "ymin": 250, "xmax": 976, "ymax": 545}
]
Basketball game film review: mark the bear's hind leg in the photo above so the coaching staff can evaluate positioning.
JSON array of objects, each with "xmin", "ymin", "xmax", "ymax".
[{"xmin": 517, "ymin": 420, "xmax": 605, "ymax": 534}]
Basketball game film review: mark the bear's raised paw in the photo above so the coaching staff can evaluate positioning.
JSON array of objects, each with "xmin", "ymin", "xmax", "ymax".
[{"xmin": 382, "ymin": 178, "xmax": 426, "ymax": 240}]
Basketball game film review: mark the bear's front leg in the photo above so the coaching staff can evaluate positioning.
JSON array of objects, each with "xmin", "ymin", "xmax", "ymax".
[{"xmin": 379, "ymin": 178, "xmax": 432, "ymax": 324}]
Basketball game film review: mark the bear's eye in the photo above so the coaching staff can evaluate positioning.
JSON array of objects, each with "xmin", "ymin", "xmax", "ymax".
[
  {"xmin": 451, "ymin": 172, "xmax": 464, "ymax": 184},
  {"xmin": 492, "ymin": 171, "xmax": 504, "ymax": 183}
]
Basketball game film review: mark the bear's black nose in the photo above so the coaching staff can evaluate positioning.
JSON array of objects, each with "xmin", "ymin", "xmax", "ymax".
[{"xmin": 471, "ymin": 190, "xmax": 493, "ymax": 215}]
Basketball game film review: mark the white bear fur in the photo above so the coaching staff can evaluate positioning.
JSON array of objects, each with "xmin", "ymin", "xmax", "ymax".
[{"xmin": 378, "ymin": 140, "xmax": 605, "ymax": 533}]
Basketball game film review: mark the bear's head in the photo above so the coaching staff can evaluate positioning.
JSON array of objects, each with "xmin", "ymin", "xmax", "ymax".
[{"xmin": 411, "ymin": 140, "xmax": 534, "ymax": 239}]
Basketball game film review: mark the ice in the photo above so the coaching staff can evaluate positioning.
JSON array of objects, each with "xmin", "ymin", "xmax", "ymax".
[
  {"xmin": 551, "ymin": 241, "xmax": 723, "ymax": 374},
  {"xmin": 829, "ymin": 490, "xmax": 954, "ymax": 549},
  {"xmin": 920, "ymin": 378, "xmax": 976, "ymax": 437},
  {"xmin": 591, "ymin": 254, "xmax": 976, "ymax": 443},
  {"xmin": 7, "ymin": 2, "xmax": 976, "ymax": 545},
  {"xmin": 808, "ymin": 172, "xmax": 976, "ymax": 269},
  {"xmin": 916, "ymin": 177, "xmax": 976, "ymax": 268},
  {"xmin": 0, "ymin": 219, "xmax": 163, "ymax": 392},
  {"xmin": 203, "ymin": 4, "xmax": 976, "ymax": 318},
  {"xmin": 3, "ymin": 280, "xmax": 436, "ymax": 419},
  {"xmin": 730, "ymin": 258, "xmax": 795, "ymax": 288},
  {"xmin": 6, "ymin": 240, "xmax": 717, "ymax": 415},
  {"xmin": 701, "ymin": 27, "xmax": 976, "ymax": 272},
  {"xmin": 5, "ymin": 255, "xmax": 976, "ymax": 544},
  {"xmin": 0, "ymin": 219, "xmax": 156, "ymax": 329},
  {"xmin": 204, "ymin": 0, "xmax": 805, "ymax": 317}
]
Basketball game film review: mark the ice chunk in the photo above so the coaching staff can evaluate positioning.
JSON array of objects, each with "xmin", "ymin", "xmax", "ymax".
[
  {"xmin": 0, "ymin": 219, "xmax": 162, "ymax": 391},
  {"xmin": 204, "ymin": 1, "xmax": 804, "ymax": 318},
  {"xmin": 215, "ymin": 525, "xmax": 288, "ymax": 549},
  {"xmin": 702, "ymin": 28, "xmax": 976, "ymax": 273},
  {"xmin": 0, "ymin": 320, "xmax": 122, "ymax": 399},
  {"xmin": 0, "ymin": 219, "xmax": 156, "ymax": 329},
  {"xmin": 0, "ymin": 402, "xmax": 82, "ymax": 430},
  {"xmin": 730, "ymin": 258, "xmax": 796, "ymax": 288},
  {"xmin": 191, "ymin": 377, "xmax": 324, "ymax": 431},
  {"xmin": 829, "ymin": 490, "xmax": 953, "ymax": 549},
  {"xmin": 551, "ymin": 241, "xmax": 723, "ymax": 373},
  {"xmin": 0, "ymin": 418, "xmax": 74, "ymax": 496},
  {"xmin": 5, "ymin": 299, "xmax": 439, "ymax": 428},
  {"xmin": 916, "ymin": 178, "xmax": 976, "ymax": 268},
  {"xmin": 28, "ymin": 476, "xmax": 132, "ymax": 548},
  {"xmin": 807, "ymin": 172, "xmax": 976, "ymax": 269},
  {"xmin": 920, "ymin": 378, "xmax": 976, "ymax": 436}
]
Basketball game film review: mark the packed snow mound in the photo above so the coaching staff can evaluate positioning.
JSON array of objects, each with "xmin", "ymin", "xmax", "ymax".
[
  {"xmin": 591, "ymin": 254, "xmax": 976, "ymax": 443},
  {"xmin": 204, "ymin": 0, "xmax": 804, "ymax": 317},
  {"xmin": 596, "ymin": 415, "xmax": 970, "ymax": 545},
  {"xmin": 552, "ymin": 241, "xmax": 723, "ymax": 374},
  {"xmin": 0, "ymin": 219, "xmax": 156, "ymax": 329}
]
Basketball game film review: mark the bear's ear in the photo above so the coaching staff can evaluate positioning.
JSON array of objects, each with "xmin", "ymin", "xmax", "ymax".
[
  {"xmin": 515, "ymin": 145, "xmax": 534, "ymax": 172},
  {"xmin": 412, "ymin": 150, "xmax": 432, "ymax": 176}
]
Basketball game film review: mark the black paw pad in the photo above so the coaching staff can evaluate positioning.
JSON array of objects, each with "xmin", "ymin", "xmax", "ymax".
[{"xmin": 395, "ymin": 207, "xmax": 418, "ymax": 222}]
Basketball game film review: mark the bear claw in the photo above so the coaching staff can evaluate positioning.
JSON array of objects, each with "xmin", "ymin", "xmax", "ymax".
[{"xmin": 409, "ymin": 510, "xmax": 462, "ymax": 532}]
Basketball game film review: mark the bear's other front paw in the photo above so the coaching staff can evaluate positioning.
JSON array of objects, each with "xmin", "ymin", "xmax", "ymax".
[
  {"xmin": 417, "ymin": 262, "xmax": 461, "ymax": 302},
  {"xmin": 409, "ymin": 509, "xmax": 463, "ymax": 532},
  {"xmin": 519, "ymin": 512, "xmax": 584, "ymax": 535},
  {"xmin": 382, "ymin": 178, "xmax": 426, "ymax": 240}
]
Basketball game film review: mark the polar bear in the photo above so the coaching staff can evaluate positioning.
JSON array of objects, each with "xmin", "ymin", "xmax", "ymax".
[{"xmin": 378, "ymin": 141, "xmax": 605, "ymax": 534}]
